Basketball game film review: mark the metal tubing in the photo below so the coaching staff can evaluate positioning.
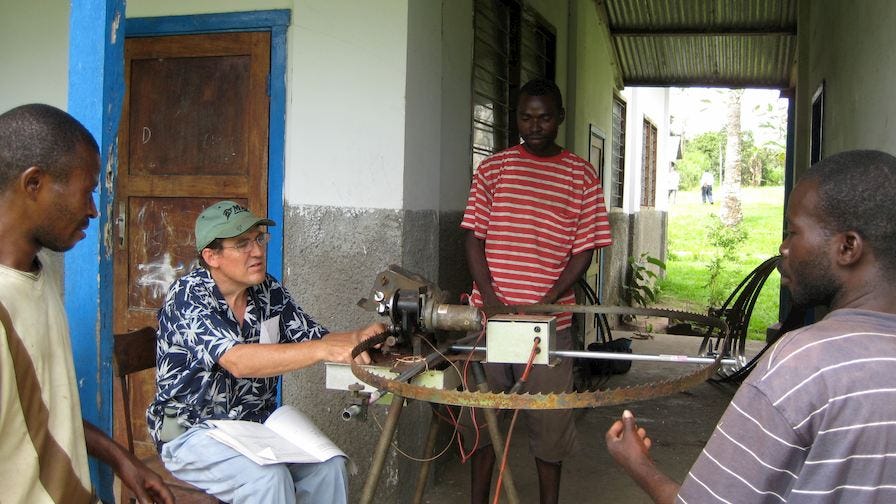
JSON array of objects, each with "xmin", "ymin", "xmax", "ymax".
[
  {"xmin": 471, "ymin": 362, "xmax": 520, "ymax": 504},
  {"xmin": 553, "ymin": 349, "xmax": 738, "ymax": 365},
  {"xmin": 347, "ymin": 336, "xmax": 471, "ymax": 421},
  {"xmin": 412, "ymin": 409, "xmax": 442, "ymax": 504},
  {"xmin": 341, "ymin": 404, "xmax": 363, "ymax": 421},
  {"xmin": 359, "ymin": 396, "xmax": 405, "ymax": 504},
  {"xmin": 451, "ymin": 345, "xmax": 738, "ymax": 366}
]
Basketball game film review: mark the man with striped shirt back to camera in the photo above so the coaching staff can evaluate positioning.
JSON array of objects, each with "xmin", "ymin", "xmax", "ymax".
[
  {"xmin": 461, "ymin": 78, "xmax": 612, "ymax": 504},
  {"xmin": 606, "ymin": 149, "xmax": 896, "ymax": 503}
]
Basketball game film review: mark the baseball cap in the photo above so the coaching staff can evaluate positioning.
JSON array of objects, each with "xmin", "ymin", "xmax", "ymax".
[{"xmin": 195, "ymin": 200, "xmax": 276, "ymax": 251}]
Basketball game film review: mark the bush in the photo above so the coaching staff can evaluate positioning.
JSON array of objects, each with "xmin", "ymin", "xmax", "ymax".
[
  {"xmin": 680, "ymin": 130, "xmax": 784, "ymax": 188},
  {"xmin": 704, "ymin": 216, "xmax": 748, "ymax": 307},
  {"xmin": 676, "ymin": 150, "xmax": 709, "ymax": 190},
  {"xmin": 660, "ymin": 186, "xmax": 784, "ymax": 340},
  {"xmin": 626, "ymin": 252, "xmax": 667, "ymax": 308}
]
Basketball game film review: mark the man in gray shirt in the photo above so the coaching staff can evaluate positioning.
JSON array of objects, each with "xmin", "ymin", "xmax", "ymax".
[{"xmin": 605, "ymin": 149, "xmax": 896, "ymax": 503}]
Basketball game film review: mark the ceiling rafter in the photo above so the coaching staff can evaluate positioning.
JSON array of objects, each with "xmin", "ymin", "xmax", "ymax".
[{"xmin": 598, "ymin": 0, "xmax": 798, "ymax": 89}]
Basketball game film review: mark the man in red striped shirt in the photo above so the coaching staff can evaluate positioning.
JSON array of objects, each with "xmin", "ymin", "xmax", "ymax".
[{"xmin": 461, "ymin": 78, "xmax": 612, "ymax": 504}]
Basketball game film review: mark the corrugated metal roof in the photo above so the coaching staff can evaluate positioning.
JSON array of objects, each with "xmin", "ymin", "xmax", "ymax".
[{"xmin": 600, "ymin": 0, "xmax": 798, "ymax": 88}]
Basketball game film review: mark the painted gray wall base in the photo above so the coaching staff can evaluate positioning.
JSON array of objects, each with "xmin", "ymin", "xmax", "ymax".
[
  {"xmin": 603, "ymin": 210, "xmax": 632, "ymax": 310},
  {"xmin": 629, "ymin": 209, "xmax": 668, "ymax": 273},
  {"xmin": 589, "ymin": 209, "xmax": 667, "ymax": 334},
  {"xmin": 626, "ymin": 209, "xmax": 669, "ymax": 320},
  {"xmin": 437, "ymin": 211, "xmax": 471, "ymax": 303},
  {"xmin": 580, "ymin": 210, "xmax": 630, "ymax": 344},
  {"xmin": 281, "ymin": 204, "xmax": 466, "ymax": 502}
]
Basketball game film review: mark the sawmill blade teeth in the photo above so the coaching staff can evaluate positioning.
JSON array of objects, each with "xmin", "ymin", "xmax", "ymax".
[{"xmin": 350, "ymin": 303, "xmax": 731, "ymax": 409}]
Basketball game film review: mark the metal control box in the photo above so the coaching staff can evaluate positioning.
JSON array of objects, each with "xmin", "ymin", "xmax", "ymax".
[{"xmin": 486, "ymin": 314, "xmax": 556, "ymax": 366}]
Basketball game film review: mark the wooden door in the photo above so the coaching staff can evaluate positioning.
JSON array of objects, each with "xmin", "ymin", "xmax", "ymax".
[{"xmin": 112, "ymin": 31, "xmax": 271, "ymax": 495}]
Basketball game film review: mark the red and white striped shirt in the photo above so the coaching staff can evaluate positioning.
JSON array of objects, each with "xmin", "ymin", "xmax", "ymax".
[{"xmin": 461, "ymin": 145, "xmax": 612, "ymax": 329}]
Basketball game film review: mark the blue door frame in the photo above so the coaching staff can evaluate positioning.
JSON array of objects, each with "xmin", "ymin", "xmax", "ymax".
[{"xmin": 67, "ymin": 3, "xmax": 289, "ymax": 498}]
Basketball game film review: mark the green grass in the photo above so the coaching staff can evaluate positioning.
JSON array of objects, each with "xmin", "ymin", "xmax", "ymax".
[{"xmin": 659, "ymin": 186, "xmax": 784, "ymax": 340}]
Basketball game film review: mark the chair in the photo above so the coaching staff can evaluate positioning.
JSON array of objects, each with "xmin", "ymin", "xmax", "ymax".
[{"xmin": 113, "ymin": 327, "xmax": 220, "ymax": 503}]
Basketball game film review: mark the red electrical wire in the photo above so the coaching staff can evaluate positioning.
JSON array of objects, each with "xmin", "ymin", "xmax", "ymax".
[
  {"xmin": 492, "ymin": 336, "xmax": 541, "ymax": 504},
  {"xmin": 426, "ymin": 301, "xmax": 492, "ymax": 464},
  {"xmin": 456, "ymin": 313, "xmax": 488, "ymax": 463}
]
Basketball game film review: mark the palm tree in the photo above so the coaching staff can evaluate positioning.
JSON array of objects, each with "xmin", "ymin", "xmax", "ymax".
[{"xmin": 720, "ymin": 89, "xmax": 744, "ymax": 226}]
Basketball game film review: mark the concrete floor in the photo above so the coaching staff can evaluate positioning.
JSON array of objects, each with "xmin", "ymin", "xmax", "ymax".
[{"xmin": 418, "ymin": 331, "xmax": 766, "ymax": 504}]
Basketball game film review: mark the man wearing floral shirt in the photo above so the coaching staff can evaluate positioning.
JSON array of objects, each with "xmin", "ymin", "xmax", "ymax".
[{"xmin": 148, "ymin": 200, "xmax": 383, "ymax": 504}]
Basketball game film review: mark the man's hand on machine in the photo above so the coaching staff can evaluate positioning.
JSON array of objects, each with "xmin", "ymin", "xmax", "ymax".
[{"xmin": 323, "ymin": 322, "xmax": 386, "ymax": 365}]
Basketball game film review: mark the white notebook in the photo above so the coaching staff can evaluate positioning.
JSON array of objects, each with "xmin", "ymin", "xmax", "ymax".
[{"xmin": 208, "ymin": 405, "xmax": 346, "ymax": 466}]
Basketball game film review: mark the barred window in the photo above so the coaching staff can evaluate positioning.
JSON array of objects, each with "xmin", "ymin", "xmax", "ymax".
[
  {"xmin": 471, "ymin": 0, "xmax": 556, "ymax": 170},
  {"xmin": 610, "ymin": 97, "xmax": 626, "ymax": 208},
  {"xmin": 641, "ymin": 119, "xmax": 658, "ymax": 207}
]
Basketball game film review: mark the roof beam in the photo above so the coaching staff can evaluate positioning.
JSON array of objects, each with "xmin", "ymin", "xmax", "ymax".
[
  {"xmin": 611, "ymin": 27, "xmax": 796, "ymax": 37},
  {"xmin": 623, "ymin": 78, "xmax": 788, "ymax": 90}
]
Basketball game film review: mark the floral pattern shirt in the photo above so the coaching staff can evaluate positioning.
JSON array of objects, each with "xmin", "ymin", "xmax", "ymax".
[{"xmin": 146, "ymin": 268, "xmax": 328, "ymax": 446}]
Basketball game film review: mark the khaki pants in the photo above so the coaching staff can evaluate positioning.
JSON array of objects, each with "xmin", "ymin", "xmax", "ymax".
[{"xmin": 456, "ymin": 328, "xmax": 576, "ymax": 462}]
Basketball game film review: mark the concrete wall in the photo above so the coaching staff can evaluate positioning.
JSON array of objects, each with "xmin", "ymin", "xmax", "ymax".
[
  {"xmin": 621, "ymin": 86, "xmax": 673, "ymax": 212},
  {"xmin": 630, "ymin": 208, "xmax": 668, "ymax": 277},
  {"xmin": 794, "ymin": 0, "xmax": 896, "ymax": 178},
  {"xmin": 593, "ymin": 85, "xmax": 671, "ymax": 335},
  {"xmin": 281, "ymin": 205, "xmax": 433, "ymax": 502},
  {"xmin": 0, "ymin": 0, "xmax": 70, "ymax": 112},
  {"xmin": 286, "ymin": 2, "xmax": 408, "ymax": 210},
  {"xmin": 593, "ymin": 208, "xmax": 666, "ymax": 336},
  {"xmin": 602, "ymin": 209, "xmax": 631, "ymax": 310},
  {"xmin": 564, "ymin": 0, "xmax": 629, "ymax": 341},
  {"xmin": 0, "ymin": 0, "xmax": 71, "ymax": 275},
  {"xmin": 127, "ymin": 0, "xmax": 290, "ymax": 16},
  {"xmin": 566, "ymin": 0, "xmax": 615, "ymax": 160},
  {"xmin": 438, "ymin": 0, "xmax": 476, "ymax": 301}
]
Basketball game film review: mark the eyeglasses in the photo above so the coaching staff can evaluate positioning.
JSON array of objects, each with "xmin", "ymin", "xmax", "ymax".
[{"xmin": 221, "ymin": 232, "xmax": 271, "ymax": 254}]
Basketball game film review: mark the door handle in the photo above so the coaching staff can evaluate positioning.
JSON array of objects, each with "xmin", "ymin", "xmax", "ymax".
[{"xmin": 117, "ymin": 202, "xmax": 126, "ymax": 249}]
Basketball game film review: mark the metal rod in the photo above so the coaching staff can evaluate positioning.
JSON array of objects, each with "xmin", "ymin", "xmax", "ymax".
[
  {"xmin": 412, "ymin": 408, "xmax": 442, "ymax": 504},
  {"xmin": 471, "ymin": 362, "xmax": 520, "ymax": 504},
  {"xmin": 360, "ymin": 396, "xmax": 405, "ymax": 504},
  {"xmin": 344, "ymin": 338, "xmax": 455, "ymax": 420},
  {"xmin": 379, "ymin": 337, "xmax": 463, "ymax": 393},
  {"xmin": 451, "ymin": 345, "xmax": 739, "ymax": 366}
]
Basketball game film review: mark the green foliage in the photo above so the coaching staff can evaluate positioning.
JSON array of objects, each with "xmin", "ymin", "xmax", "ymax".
[
  {"xmin": 707, "ymin": 214, "xmax": 749, "ymax": 251},
  {"xmin": 758, "ymin": 147, "xmax": 785, "ymax": 186},
  {"xmin": 626, "ymin": 252, "xmax": 667, "ymax": 308},
  {"xmin": 739, "ymin": 131, "xmax": 785, "ymax": 186},
  {"xmin": 675, "ymin": 150, "xmax": 709, "ymax": 190},
  {"xmin": 704, "ymin": 215, "xmax": 748, "ymax": 307},
  {"xmin": 659, "ymin": 186, "xmax": 784, "ymax": 340},
  {"xmin": 680, "ymin": 130, "xmax": 784, "ymax": 189},
  {"xmin": 682, "ymin": 131, "xmax": 725, "ymax": 189},
  {"xmin": 753, "ymin": 101, "xmax": 788, "ymax": 151}
]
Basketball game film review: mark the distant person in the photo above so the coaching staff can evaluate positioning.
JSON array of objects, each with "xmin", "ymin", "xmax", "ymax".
[
  {"xmin": 668, "ymin": 168, "xmax": 680, "ymax": 204},
  {"xmin": 461, "ymin": 78, "xmax": 612, "ymax": 504},
  {"xmin": 149, "ymin": 200, "xmax": 384, "ymax": 503},
  {"xmin": 605, "ymin": 149, "xmax": 896, "ymax": 503},
  {"xmin": 700, "ymin": 170, "xmax": 713, "ymax": 204},
  {"xmin": 0, "ymin": 104, "xmax": 173, "ymax": 503}
]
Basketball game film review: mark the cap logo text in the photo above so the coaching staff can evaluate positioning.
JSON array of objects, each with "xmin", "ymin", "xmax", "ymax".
[{"xmin": 222, "ymin": 204, "xmax": 249, "ymax": 220}]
